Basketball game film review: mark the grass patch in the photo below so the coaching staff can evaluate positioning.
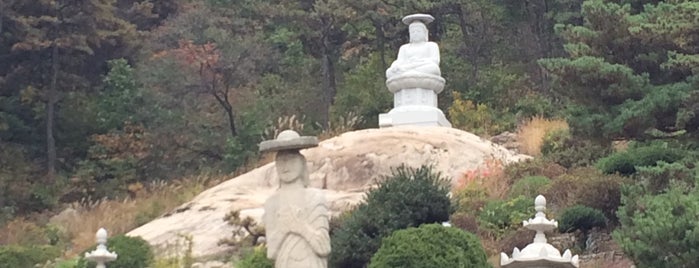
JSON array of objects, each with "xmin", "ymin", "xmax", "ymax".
[{"xmin": 0, "ymin": 174, "xmax": 223, "ymax": 258}]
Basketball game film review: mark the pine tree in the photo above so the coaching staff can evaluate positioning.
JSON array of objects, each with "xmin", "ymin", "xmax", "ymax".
[{"xmin": 539, "ymin": 0, "xmax": 699, "ymax": 143}]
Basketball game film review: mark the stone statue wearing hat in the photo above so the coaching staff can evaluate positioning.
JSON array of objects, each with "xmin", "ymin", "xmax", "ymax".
[{"xmin": 260, "ymin": 130, "xmax": 330, "ymax": 268}]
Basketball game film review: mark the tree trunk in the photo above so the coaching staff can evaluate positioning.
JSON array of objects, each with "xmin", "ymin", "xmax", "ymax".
[
  {"xmin": 372, "ymin": 19, "xmax": 387, "ymax": 70},
  {"xmin": 223, "ymin": 103, "xmax": 237, "ymax": 137},
  {"xmin": 320, "ymin": 48, "xmax": 336, "ymax": 129},
  {"xmin": 0, "ymin": 2, "xmax": 4, "ymax": 36},
  {"xmin": 47, "ymin": 43, "xmax": 58, "ymax": 182},
  {"xmin": 456, "ymin": 5, "xmax": 482, "ymax": 82},
  {"xmin": 210, "ymin": 88, "xmax": 237, "ymax": 138}
]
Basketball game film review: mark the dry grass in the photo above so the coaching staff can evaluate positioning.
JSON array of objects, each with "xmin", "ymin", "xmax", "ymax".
[
  {"xmin": 262, "ymin": 114, "xmax": 306, "ymax": 141},
  {"xmin": 318, "ymin": 112, "xmax": 362, "ymax": 141},
  {"xmin": 517, "ymin": 116, "xmax": 568, "ymax": 156},
  {"xmin": 0, "ymin": 217, "xmax": 49, "ymax": 246},
  {"xmin": 48, "ymin": 175, "xmax": 221, "ymax": 257}
]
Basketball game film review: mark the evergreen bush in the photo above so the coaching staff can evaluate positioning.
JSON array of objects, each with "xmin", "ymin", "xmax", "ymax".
[
  {"xmin": 635, "ymin": 161, "xmax": 695, "ymax": 194},
  {"xmin": 557, "ymin": 205, "xmax": 607, "ymax": 233},
  {"xmin": 614, "ymin": 182, "xmax": 699, "ymax": 268},
  {"xmin": 0, "ymin": 245, "xmax": 61, "ymax": 268},
  {"xmin": 368, "ymin": 224, "xmax": 490, "ymax": 268},
  {"xmin": 76, "ymin": 235, "xmax": 153, "ymax": 268},
  {"xmin": 329, "ymin": 165, "xmax": 452, "ymax": 268},
  {"xmin": 596, "ymin": 142, "xmax": 685, "ymax": 175}
]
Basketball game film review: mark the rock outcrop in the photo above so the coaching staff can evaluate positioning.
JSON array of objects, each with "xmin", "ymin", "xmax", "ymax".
[{"xmin": 127, "ymin": 126, "xmax": 529, "ymax": 257}]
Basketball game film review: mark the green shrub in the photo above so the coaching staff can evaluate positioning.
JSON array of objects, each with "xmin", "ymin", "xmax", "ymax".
[
  {"xmin": 544, "ymin": 167, "xmax": 626, "ymax": 222},
  {"xmin": 368, "ymin": 224, "xmax": 490, "ymax": 268},
  {"xmin": 504, "ymin": 159, "xmax": 566, "ymax": 183},
  {"xmin": 514, "ymin": 93, "xmax": 556, "ymax": 119},
  {"xmin": 477, "ymin": 196, "xmax": 533, "ymax": 237},
  {"xmin": 509, "ymin": 176, "xmax": 551, "ymax": 198},
  {"xmin": 0, "ymin": 245, "xmax": 61, "ymax": 268},
  {"xmin": 596, "ymin": 142, "xmax": 685, "ymax": 175},
  {"xmin": 55, "ymin": 258, "xmax": 79, "ymax": 268},
  {"xmin": 236, "ymin": 246, "xmax": 274, "ymax": 268},
  {"xmin": 329, "ymin": 165, "xmax": 452, "ymax": 268},
  {"xmin": 76, "ymin": 235, "xmax": 154, "ymax": 268},
  {"xmin": 449, "ymin": 212, "xmax": 479, "ymax": 234},
  {"xmin": 448, "ymin": 92, "xmax": 515, "ymax": 136},
  {"xmin": 540, "ymin": 129, "xmax": 570, "ymax": 155},
  {"xmin": 636, "ymin": 161, "xmax": 695, "ymax": 194},
  {"xmin": 541, "ymin": 134, "xmax": 610, "ymax": 168},
  {"xmin": 614, "ymin": 182, "xmax": 699, "ymax": 268},
  {"xmin": 558, "ymin": 205, "xmax": 607, "ymax": 233}
]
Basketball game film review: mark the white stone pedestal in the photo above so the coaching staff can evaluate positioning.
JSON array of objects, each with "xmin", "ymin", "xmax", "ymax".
[
  {"xmin": 379, "ymin": 73, "xmax": 451, "ymax": 128},
  {"xmin": 379, "ymin": 105, "xmax": 451, "ymax": 127}
]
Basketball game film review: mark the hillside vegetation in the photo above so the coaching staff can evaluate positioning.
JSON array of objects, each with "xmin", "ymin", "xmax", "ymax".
[{"xmin": 1, "ymin": 0, "xmax": 698, "ymax": 267}]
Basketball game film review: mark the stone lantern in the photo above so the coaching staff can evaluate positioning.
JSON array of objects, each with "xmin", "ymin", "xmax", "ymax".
[
  {"xmin": 85, "ymin": 228, "xmax": 118, "ymax": 268},
  {"xmin": 500, "ymin": 195, "xmax": 579, "ymax": 268}
]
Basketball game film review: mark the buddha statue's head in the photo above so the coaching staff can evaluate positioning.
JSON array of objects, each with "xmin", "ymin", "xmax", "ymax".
[
  {"xmin": 408, "ymin": 22, "xmax": 428, "ymax": 43},
  {"xmin": 275, "ymin": 150, "xmax": 309, "ymax": 187}
]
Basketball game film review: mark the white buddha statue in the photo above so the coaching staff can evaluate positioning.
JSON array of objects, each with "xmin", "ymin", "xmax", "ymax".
[
  {"xmin": 386, "ymin": 15, "xmax": 441, "ymax": 80},
  {"xmin": 378, "ymin": 13, "xmax": 451, "ymax": 128}
]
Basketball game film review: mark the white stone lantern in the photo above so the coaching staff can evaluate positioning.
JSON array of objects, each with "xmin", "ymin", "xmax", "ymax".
[
  {"xmin": 85, "ymin": 228, "xmax": 118, "ymax": 268},
  {"xmin": 500, "ymin": 195, "xmax": 579, "ymax": 268}
]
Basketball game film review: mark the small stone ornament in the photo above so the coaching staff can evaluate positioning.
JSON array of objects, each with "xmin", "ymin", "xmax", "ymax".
[
  {"xmin": 500, "ymin": 195, "xmax": 579, "ymax": 268},
  {"xmin": 261, "ymin": 130, "xmax": 331, "ymax": 268},
  {"xmin": 85, "ymin": 228, "xmax": 118, "ymax": 268}
]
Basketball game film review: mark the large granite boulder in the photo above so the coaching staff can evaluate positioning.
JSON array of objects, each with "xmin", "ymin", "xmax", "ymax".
[{"xmin": 127, "ymin": 126, "xmax": 529, "ymax": 257}]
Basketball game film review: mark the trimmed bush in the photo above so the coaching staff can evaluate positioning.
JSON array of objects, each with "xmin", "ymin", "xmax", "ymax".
[
  {"xmin": 369, "ymin": 224, "xmax": 490, "ymax": 268},
  {"xmin": 596, "ymin": 142, "xmax": 685, "ymax": 175},
  {"xmin": 329, "ymin": 165, "xmax": 452, "ymax": 268},
  {"xmin": 558, "ymin": 205, "xmax": 607, "ymax": 233},
  {"xmin": 236, "ymin": 246, "xmax": 274, "ymax": 268},
  {"xmin": 509, "ymin": 176, "xmax": 551, "ymax": 198},
  {"xmin": 76, "ymin": 235, "xmax": 153, "ymax": 268},
  {"xmin": 0, "ymin": 245, "xmax": 61, "ymax": 268}
]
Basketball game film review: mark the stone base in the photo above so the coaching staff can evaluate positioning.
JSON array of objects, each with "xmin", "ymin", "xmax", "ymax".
[{"xmin": 379, "ymin": 106, "xmax": 451, "ymax": 128}]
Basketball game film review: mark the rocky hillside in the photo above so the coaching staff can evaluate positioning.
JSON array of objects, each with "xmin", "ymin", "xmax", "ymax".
[{"xmin": 128, "ymin": 126, "xmax": 529, "ymax": 257}]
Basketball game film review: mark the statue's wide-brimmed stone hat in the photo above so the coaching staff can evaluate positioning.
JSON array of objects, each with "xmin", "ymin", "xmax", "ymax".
[
  {"xmin": 259, "ymin": 130, "xmax": 318, "ymax": 153},
  {"xmin": 402, "ymin": 14, "xmax": 434, "ymax": 25}
]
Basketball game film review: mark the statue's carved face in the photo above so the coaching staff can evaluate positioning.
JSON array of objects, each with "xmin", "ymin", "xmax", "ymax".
[
  {"xmin": 409, "ymin": 23, "xmax": 428, "ymax": 43},
  {"xmin": 275, "ymin": 151, "xmax": 306, "ymax": 184}
]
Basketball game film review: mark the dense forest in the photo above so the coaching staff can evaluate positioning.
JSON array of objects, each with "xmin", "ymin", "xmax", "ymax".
[
  {"xmin": 0, "ymin": 0, "xmax": 698, "ymax": 266},
  {"xmin": 1, "ymin": 0, "xmax": 697, "ymax": 217}
]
